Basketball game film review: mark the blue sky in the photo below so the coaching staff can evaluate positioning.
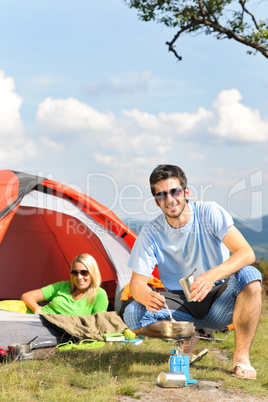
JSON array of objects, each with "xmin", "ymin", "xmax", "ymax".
[{"xmin": 0, "ymin": 0, "xmax": 267, "ymax": 228}]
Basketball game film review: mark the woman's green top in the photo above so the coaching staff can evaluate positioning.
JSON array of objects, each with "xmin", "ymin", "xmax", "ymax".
[{"xmin": 34, "ymin": 281, "xmax": 108, "ymax": 315}]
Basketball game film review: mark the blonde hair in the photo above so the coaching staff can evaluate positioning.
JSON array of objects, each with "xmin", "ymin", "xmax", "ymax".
[{"xmin": 70, "ymin": 253, "xmax": 102, "ymax": 304}]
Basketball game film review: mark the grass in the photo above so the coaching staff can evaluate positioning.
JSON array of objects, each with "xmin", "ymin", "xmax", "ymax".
[{"xmin": 1, "ymin": 291, "xmax": 267, "ymax": 401}]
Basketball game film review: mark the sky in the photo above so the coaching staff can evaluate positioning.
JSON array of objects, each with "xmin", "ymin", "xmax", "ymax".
[{"xmin": 0, "ymin": 0, "xmax": 267, "ymax": 231}]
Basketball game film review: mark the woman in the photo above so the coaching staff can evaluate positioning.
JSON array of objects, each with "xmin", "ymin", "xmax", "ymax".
[{"xmin": 21, "ymin": 253, "xmax": 109, "ymax": 315}]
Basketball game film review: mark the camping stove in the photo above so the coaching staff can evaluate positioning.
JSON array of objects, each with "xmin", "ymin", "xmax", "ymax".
[{"xmin": 157, "ymin": 321, "xmax": 197, "ymax": 388}]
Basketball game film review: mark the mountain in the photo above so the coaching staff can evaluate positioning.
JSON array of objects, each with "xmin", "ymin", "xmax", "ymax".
[
  {"xmin": 124, "ymin": 215, "xmax": 268, "ymax": 261},
  {"xmin": 234, "ymin": 215, "xmax": 268, "ymax": 261}
]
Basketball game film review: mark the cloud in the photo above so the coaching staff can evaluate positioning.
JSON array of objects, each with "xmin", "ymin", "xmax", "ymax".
[
  {"xmin": 209, "ymin": 89, "xmax": 268, "ymax": 142},
  {"xmin": 36, "ymin": 97, "xmax": 114, "ymax": 132},
  {"xmin": 189, "ymin": 152, "xmax": 205, "ymax": 160},
  {"xmin": 83, "ymin": 71, "xmax": 152, "ymax": 97},
  {"xmin": 0, "ymin": 70, "xmax": 24, "ymax": 136},
  {"xmin": 42, "ymin": 136, "xmax": 64, "ymax": 152},
  {"xmin": 122, "ymin": 107, "xmax": 213, "ymax": 135},
  {"xmin": 35, "ymin": 88, "xmax": 268, "ymax": 172},
  {"xmin": 0, "ymin": 70, "xmax": 37, "ymax": 164}
]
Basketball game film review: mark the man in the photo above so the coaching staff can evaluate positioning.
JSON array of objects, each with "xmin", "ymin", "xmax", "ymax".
[{"xmin": 124, "ymin": 164, "xmax": 262, "ymax": 379}]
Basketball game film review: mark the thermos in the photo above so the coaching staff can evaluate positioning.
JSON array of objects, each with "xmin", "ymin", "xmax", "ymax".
[{"xmin": 157, "ymin": 371, "xmax": 186, "ymax": 388}]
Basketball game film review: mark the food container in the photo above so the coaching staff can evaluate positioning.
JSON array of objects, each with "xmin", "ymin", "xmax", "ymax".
[{"xmin": 161, "ymin": 320, "xmax": 195, "ymax": 340}]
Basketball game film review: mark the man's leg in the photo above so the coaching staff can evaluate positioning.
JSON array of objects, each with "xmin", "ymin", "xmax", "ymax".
[
  {"xmin": 232, "ymin": 280, "xmax": 262, "ymax": 379},
  {"xmin": 181, "ymin": 266, "xmax": 262, "ymax": 378},
  {"xmin": 131, "ymin": 321, "xmax": 162, "ymax": 338},
  {"xmin": 124, "ymin": 300, "xmax": 199, "ymax": 352}
]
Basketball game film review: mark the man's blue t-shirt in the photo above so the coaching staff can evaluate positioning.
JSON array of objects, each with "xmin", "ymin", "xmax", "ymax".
[{"xmin": 128, "ymin": 201, "xmax": 233, "ymax": 291}]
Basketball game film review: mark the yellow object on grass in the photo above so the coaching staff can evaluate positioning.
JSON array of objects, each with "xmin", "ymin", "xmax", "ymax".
[
  {"xmin": 124, "ymin": 329, "xmax": 136, "ymax": 340},
  {"xmin": 0, "ymin": 300, "xmax": 28, "ymax": 313}
]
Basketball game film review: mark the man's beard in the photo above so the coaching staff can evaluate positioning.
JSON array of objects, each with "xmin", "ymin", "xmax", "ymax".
[{"xmin": 164, "ymin": 197, "xmax": 187, "ymax": 220}]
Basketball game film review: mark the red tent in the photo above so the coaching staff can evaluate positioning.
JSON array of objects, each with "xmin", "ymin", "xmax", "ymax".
[{"xmin": 0, "ymin": 170, "xmax": 137, "ymax": 310}]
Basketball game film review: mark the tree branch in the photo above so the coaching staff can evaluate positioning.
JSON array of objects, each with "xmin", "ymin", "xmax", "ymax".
[
  {"xmin": 239, "ymin": 0, "xmax": 260, "ymax": 30},
  {"xmin": 191, "ymin": 15, "xmax": 268, "ymax": 58},
  {"xmin": 125, "ymin": 0, "xmax": 268, "ymax": 60},
  {"xmin": 166, "ymin": 22, "xmax": 200, "ymax": 61}
]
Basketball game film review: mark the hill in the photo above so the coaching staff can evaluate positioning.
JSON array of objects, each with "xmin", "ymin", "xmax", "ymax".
[
  {"xmin": 234, "ymin": 215, "xmax": 268, "ymax": 261},
  {"xmin": 124, "ymin": 215, "xmax": 268, "ymax": 261}
]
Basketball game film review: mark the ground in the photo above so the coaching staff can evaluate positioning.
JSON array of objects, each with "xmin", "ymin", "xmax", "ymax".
[
  {"xmin": 117, "ymin": 381, "xmax": 266, "ymax": 401},
  {"xmin": 33, "ymin": 288, "xmax": 268, "ymax": 401},
  {"xmin": 33, "ymin": 343, "xmax": 266, "ymax": 402}
]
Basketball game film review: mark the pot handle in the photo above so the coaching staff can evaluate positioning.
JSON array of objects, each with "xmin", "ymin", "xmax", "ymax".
[
  {"xmin": 28, "ymin": 336, "xmax": 38, "ymax": 349},
  {"xmin": 194, "ymin": 333, "xmax": 227, "ymax": 341}
]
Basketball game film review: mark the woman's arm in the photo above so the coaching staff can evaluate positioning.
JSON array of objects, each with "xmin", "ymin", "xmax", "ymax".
[{"xmin": 20, "ymin": 288, "xmax": 45, "ymax": 314}]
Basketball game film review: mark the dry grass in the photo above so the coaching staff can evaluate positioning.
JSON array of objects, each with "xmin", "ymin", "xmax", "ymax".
[{"xmin": 0, "ymin": 291, "xmax": 267, "ymax": 401}]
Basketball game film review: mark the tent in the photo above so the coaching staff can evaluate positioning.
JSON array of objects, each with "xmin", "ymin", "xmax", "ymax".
[
  {"xmin": 0, "ymin": 310, "xmax": 70, "ymax": 349},
  {"xmin": 0, "ymin": 170, "xmax": 137, "ymax": 311}
]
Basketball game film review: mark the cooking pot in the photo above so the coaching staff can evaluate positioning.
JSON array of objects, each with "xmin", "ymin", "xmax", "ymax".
[
  {"xmin": 8, "ymin": 343, "xmax": 31, "ymax": 356},
  {"xmin": 161, "ymin": 320, "xmax": 195, "ymax": 340},
  {"xmin": 8, "ymin": 336, "xmax": 38, "ymax": 357}
]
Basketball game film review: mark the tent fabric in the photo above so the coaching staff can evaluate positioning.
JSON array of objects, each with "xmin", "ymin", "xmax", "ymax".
[
  {"xmin": 0, "ymin": 170, "xmax": 137, "ymax": 312},
  {"xmin": 0, "ymin": 310, "xmax": 69, "ymax": 349}
]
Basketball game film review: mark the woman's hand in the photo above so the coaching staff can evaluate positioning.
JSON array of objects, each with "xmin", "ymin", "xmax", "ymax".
[
  {"xmin": 21, "ymin": 288, "xmax": 45, "ymax": 314},
  {"xmin": 34, "ymin": 306, "xmax": 43, "ymax": 315}
]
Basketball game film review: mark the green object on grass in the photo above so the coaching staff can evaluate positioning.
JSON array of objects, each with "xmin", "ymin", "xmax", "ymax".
[
  {"xmin": 56, "ymin": 339, "xmax": 105, "ymax": 351},
  {"xmin": 103, "ymin": 333, "xmax": 124, "ymax": 338}
]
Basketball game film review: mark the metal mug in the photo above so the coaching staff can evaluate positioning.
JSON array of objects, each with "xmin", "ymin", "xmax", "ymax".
[{"xmin": 179, "ymin": 268, "xmax": 197, "ymax": 302}]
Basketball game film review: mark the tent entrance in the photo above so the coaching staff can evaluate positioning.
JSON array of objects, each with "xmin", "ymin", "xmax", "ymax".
[{"xmin": 0, "ymin": 207, "xmax": 117, "ymax": 307}]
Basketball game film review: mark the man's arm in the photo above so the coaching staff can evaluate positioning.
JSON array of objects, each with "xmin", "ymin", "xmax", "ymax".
[
  {"xmin": 190, "ymin": 225, "xmax": 255, "ymax": 302},
  {"xmin": 129, "ymin": 271, "xmax": 165, "ymax": 313}
]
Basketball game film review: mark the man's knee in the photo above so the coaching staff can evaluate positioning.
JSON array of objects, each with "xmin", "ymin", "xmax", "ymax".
[
  {"xmin": 245, "ymin": 279, "xmax": 261, "ymax": 293},
  {"xmin": 239, "ymin": 280, "xmax": 262, "ymax": 298}
]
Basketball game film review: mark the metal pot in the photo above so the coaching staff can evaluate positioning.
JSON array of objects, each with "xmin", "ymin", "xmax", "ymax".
[
  {"xmin": 8, "ymin": 336, "xmax": 38, "ymax": 356},
  {"xmin": 8, "ymin": 342, "xmax": 31, "ymax": 356},
  {"xmin": 161, "ymin": 320, "xmax": 195, "ymax": 340}
]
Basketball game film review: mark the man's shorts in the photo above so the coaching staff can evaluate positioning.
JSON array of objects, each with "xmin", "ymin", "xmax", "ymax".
[{"xmin": 123, "ymin": 265, "xmax": 262, "ymax": 331}]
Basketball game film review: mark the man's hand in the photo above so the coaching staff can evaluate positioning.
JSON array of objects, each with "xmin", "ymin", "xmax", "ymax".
[
  {"xmin": 129, "ymin": 272, "xmax": 166, "ymax": 311},
  {"xmin": 189, "ymin": 271, "xmax": 216, "ymax": 302},
  {"xmin": 145, "ymin": 290, "xmax": 165, "ymax": 312}
]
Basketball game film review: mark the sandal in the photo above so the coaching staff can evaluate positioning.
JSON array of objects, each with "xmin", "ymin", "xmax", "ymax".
[
  {"xmin": 56, "ymin": 341, "xmax": 76, "ymax": 351},
  {"xmin": 232, "ymin": 362, "xmax": 256, "ymax": 380},
  {"xmin": 56, "ymin": 339, "xmax": 105, "ymax": 352},
  {"xmin": 76, "ymin": 339, "xmax": 105, "ymax": 350},
  {"xmin": 190, "ymin": 347, "xmax": 208, "ymax": 364}
]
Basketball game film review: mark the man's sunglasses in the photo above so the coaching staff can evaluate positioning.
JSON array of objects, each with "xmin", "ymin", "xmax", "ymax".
[
  {"xmin": 154, "ymin": 187, "xmax": 184, "ymax": 201},
  {"xmin": 71, "ymin": 270, "xmax": 89, "ymax": 277}
]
